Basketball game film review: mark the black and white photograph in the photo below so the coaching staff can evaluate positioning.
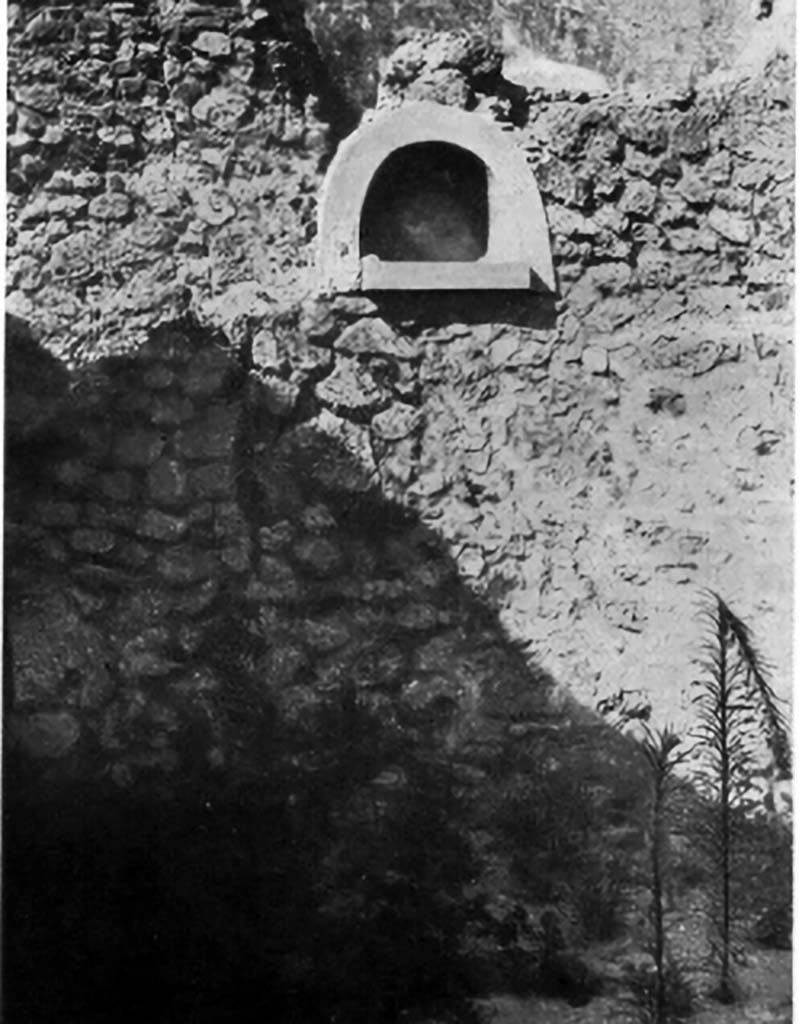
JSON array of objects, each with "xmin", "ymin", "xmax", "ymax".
[{"xmin": 3, "ymin": 1, "xmax": 794, "ymax": 1021}]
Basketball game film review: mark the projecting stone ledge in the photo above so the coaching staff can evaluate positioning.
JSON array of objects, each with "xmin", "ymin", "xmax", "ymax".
[{"xmin": 360, "ymin": 256, "xmax": 536, "ymax": 291}]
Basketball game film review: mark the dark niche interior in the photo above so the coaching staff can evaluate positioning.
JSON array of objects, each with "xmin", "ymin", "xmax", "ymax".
[{"xmin": 359, "ymin": 142, "xmax": 489, "ymax": 263}]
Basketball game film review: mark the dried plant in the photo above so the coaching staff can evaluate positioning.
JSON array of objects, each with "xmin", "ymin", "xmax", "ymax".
[
  {"xmin": 690, "ymin": 591, "xmax": 790, "ymax": 1003},
  {"xmin": 639, "ymin": 725, "xmax": 692, "ymax": 1022}
]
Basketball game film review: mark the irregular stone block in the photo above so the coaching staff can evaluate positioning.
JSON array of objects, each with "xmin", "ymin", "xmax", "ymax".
[
  {"xmin": 254, "ymin": 556, "xmax": 301, "ymax": 602},
  {"xmin": 671, "ymin": 113, "xmax": 710, "ymax": 158},
  {"xmin": 316, "ymin": 356, "xmax": 388, "ymax": 415},
  {"xmin": 120, "ymin": 628, "xmax": 176, "ymax": 678},
  {"xmin": 140, "ymin": 331, "xmax": 196, "ymax": 364},
  {"xmin": 119, "ymin": 75, "xmax": 146, "ymax": 99},
  {"xmin": 254, "ymin": 326, "xmax": 334, "ymax": 379},
  {"xmin": 297, "ymin": 298, "xmax": 341, "ymax": 346},
  {"xmin": 46, "ymin": 194, "xmax": 88, "ymax": 218},
  {"xmin": 707, "ymin": 207, "xmax": 751, "ymax": 245},
  {"xmin": 590, "ymin": 261, "xmax": 634, "ymax": 295},
  {"xmin": 188, "ymin": 462, "xmax": 236, "ymax": 499},
  {"xmin": 183, "ymin": 347, "xmax": 237, "ymax": 397},
  {"xmin": 668, "ymin": 227, "xmax": 700, "ymax": 253},
  {"xmin": 16, "ymin": 83, "xmax": 61, "ymax": 114},
  {"xmin": 148, "ymin": 458, "xmax": 189, "ymax": 506},
  {"xmin": 88, "ymin": 192, "xmax": 132, "ymax": 221},
  {"xmin": 156, "ymin": 547, "xmax": 217, "ymax": 585},
  {"xmin": 259, "ymin": 377, "xmax": 300, "ymax": 418},
  {"xmin": 395, "ymin": 603, "xmax": 439, "ymax": 630},
  {"xmin": 7, "ymin": 130, "xmax": 36, "ymax": 156},
  {"xmin": 250, "ymin": 330, "xmax": 280, "ymax": 372},
  {"xmin": 187, "ymin": 502, "xmax": 213, "ymax": 524},
  {"xmin": 87, "ymin": 503, "xmax": 135, "ymax": 530},
  {"xmin": 330, "ymin": 295, "xmax": 380, "ymax": 319},
  {"xmin": 259, "ymin": 645, "xmax": 307, "ymax": 689},
  {"xmin": 582, "ymin": 345, "xmax": 609, "ymax": 375},
  {"xmin": 193, "ymin": 185, "xmax": 237, "ymax": 226},
  {"xmin": 376, "ymin": 437, "xmax": 419, "ymax": 488},
  {"xmin": 588, "ymin": 205, "xmax": 629, "ymax": 237},
  {"xmin": 32, "ymin": 501, "xmax": 79, "ymax": 527},
  {"xmin": 293, "ymin": 537, "xmax": 343, "ymax": 578},
  {"xmin": 592, "ymin": 231, "xmax": 632, "ymax": 261},
  {"xmin": 191, "ymin": 87, "xmax": 251, "ymax": 132},
  {"xmin": 130, "ymin": 217, "xmax": 180, "ymax": 254},
  {"xmin": 258, "ymin": 521, "xmax": 294, "ymax": 551},
  {"xmin": 404, "ymin": 68, "xmax": 471, "ymax": 108},
  {"xmin": 10, "ymin": 590, "xmax": 112, "ymax": 707},
  {"xmin": 173, "ymin": 579, "xmax": 219, "ymax": 614},
  {"xmin": 301, "ymin": 504, "xmax": 337, "ymax": 533},
  {"xmin": 116, "ymin": 542, "xmax": 153, "ymax": 569},
  {"xmin": 360, "ymin": 579, "xmax": 410, "ymax": 602},
  {"xmin": 534, "ymin": 155, "xmax": 580, "ymax": 203},
  {"xmin": 220, "ymin": 542, "xmax": 251, "ymax": 572},
  {"xmin": 149, "ymin": 393, "xmax": 195, "ymax": 427},
  {"xmin": 619, "ymin": 179, "xmax": 658, "ymax": 218},
  {"xmin": 457, "ymin": 548, "xmax": 486, "ymax": 578},
  {"xmin": 547, "ymin": 204, "xmax": 594, "ymax": 238},
  {"xmin": 97, "ymin": 471, "xmax": 134, "ymax": 502},
  {"xmin": 401, "ymin": 675, "xmax": 461, "ymax": 712},
  {"xmin": 372, "ymin": 403, "xmax": 428, "ymax": 444},
  {"xmin": 70, "ymin": 528, "xmax": 117, "ymax": 554},
  {"xmin": 115, "ymin": 429, "xmax": 167, "ymax": 467},
  {"xmin": 142, "ymin": 363, "xmax": 176, "ymax": 390},
  {"xmin": 392, "ymin": 362, "xmax": 419, "ymax": 402},
  {"xmin": 175, "ymin": 403, "xmax": 239, "ymax": 459},
  {"xmin": 619, "ymin": 111, "xmax": 669, "ymax": 154},
  {"xmin": 9, "ymin": 711, "xmax": 80, "ymax": 759},
  {"xmin": 705, "ymin": 149, "xmax": 731, "ymax": 185},
  {"xmin": 302, "ymin": 618, "xmax": 351, "ymax": 652},
  {"xmin": 192, "ymin": 30, "xmax": 231, "ymax": 58},
  {"xmin": 679, "ymin": 172, "xmax": 714, "ymax": 205},
  {"xmin": 634, "ymin": 249, "xmax": 677, "ymax": 288},
  {"xmin": 170, "ymin": 668, "xmax": 221, "ymax": 697},
  {"xmin": 647, "ymin": 387, "xmax": 686, "ymax": 416},
  {"xmin": 137, "ymin": 509, "xmax": 189, "ymax": 541},
  {"xmin": 461, "ymin": 448, "xmax": 492, "ymax": 475},
  {"xmin": 592, "ymin": 166, "xmax": 624, "ymax": 200},
  {"xmin": 211, "ymin": 502, "xmax": 248, "ymax": 539},
  {"xmin": 655, "ymin": 195, "xmax": 693, "ymax": 228}
]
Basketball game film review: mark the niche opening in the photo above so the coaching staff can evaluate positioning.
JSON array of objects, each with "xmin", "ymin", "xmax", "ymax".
[
  {"xmin": 359, "ymin": 143, "xmax": 489, "ymax": 263},
  {"xmin": 316, "ymin": 101, "xmax": 555, "ymax": 292}
]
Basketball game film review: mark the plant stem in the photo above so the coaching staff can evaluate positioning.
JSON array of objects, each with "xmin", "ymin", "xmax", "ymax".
[
  {"xmin": 652, "ymin": 770, "xmax": 665, "ymax": 1021},
  {"xmin": 718, "ymin": 606, "xmax": 732, "ymax": 1001}
]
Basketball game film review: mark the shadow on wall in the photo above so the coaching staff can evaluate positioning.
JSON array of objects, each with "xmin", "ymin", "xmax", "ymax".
[{"xmin": 4, "ymin": 313, "xmax": 648, "ymax": 1024}]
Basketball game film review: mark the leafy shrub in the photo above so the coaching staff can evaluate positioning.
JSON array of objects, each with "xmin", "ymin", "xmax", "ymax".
[
  {"xmin": 733, "ymin": 809, "xmax": 792, "ymax": 950},
  {"xmin": 488, "ymin": 728, "xmax": 647, "ymax": 951}
]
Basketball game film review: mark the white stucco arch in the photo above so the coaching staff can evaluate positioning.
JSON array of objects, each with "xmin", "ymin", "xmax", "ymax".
[{"xmin": 317, "ymin": 102, "xmax": 555, "ymax": 293}]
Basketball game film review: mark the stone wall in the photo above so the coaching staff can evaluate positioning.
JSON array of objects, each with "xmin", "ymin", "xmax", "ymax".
[
  {"xmin": 337, "ymin": 40, "xmax": 794, "ymax": 729},
  {"xmin": 5, "ymin": 2, "xmax": 793, "ymax": 778},
  {"xmin": 7, "ymin": 310, "xmax": 564, "ymax": 785}
]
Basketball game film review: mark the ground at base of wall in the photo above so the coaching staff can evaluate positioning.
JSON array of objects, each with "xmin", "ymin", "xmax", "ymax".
[{"xmin": 476, "ymin": 946, "xmax": 791, "ymax": 1024}]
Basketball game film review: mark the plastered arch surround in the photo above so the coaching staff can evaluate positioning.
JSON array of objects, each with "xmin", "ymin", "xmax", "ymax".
[{"xmin": 317, "ymin": 102, "xmax": 555, "ymax": 293}]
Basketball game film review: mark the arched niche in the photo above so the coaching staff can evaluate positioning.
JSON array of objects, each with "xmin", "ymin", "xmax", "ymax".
[{"xmin": 317, "ymin": 102, "xmax": 555, "ymax": 293}]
